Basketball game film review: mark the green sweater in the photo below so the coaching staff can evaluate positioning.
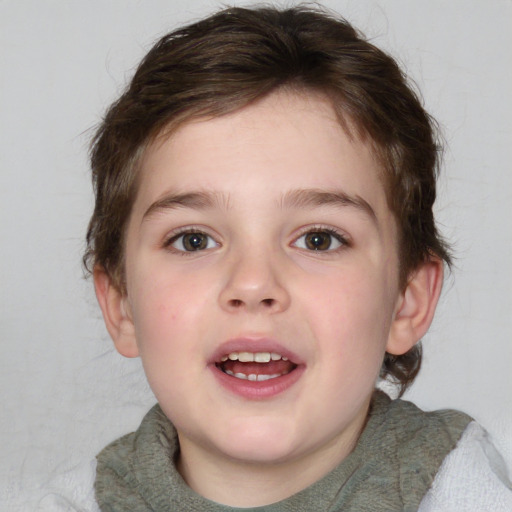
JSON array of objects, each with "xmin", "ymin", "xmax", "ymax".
[{"xmin": 95, "ymin": 392, "xmax": 471, "ymax": 511}]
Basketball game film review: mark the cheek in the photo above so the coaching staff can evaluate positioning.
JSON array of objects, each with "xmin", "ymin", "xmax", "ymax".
[
  {"xmin": 129, "ymin": 283, "xmax": 203, "ymax": 400},
  {"xmin": 129, "ymin": 276, "xmax": 204, "ymax": 360},
  {"xmin": 130, "ymin": 257, "xmax": 213, "ymax": 323},
  {"xmin": 303, "ymin": 266, "xmax": 396, "ymax": 358}
]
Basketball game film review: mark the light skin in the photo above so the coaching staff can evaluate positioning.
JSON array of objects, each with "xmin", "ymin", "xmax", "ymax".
[{"xmin": 95, "ymin": 90, "xmax": 443, "ymax": 507}]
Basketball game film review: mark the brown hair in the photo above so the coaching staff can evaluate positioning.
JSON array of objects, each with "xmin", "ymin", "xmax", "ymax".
[{"xmin": 84, "ymin": 5, "xmax": 450, "ymax": 395}]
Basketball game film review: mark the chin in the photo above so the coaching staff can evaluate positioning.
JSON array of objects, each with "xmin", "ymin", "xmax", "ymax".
[{"xmin": 210, "ymin": 418, "xmax": 302, "ymax": 464}]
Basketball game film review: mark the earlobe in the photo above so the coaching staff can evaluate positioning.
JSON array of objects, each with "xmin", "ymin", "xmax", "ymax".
[
  {"xmin": 93, "ymin": 267, "xmax": 139, "ymax": 358},
  {"xmin": 386, "ymin": 258, "xmax": 444, "ymax": 355}
]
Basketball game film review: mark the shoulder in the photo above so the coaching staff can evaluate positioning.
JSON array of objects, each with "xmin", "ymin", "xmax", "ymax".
[
  {"xmin": 383, "ymin": 392, "xmax": 473, "ymax": 436},
  {"xmin": 335, "ymin": 392, "xmax": 475, "ymax": 509},
  {"xmin": 35, "ymin": 459, "xmax": 100, "ymax": 512},
  {"xmin": 419, "ymin": 421, "xmax": 512, "ymax": 511},
  {"xmin": 369, "ymin": 392, "xmax": 473, "ymax": 472}
]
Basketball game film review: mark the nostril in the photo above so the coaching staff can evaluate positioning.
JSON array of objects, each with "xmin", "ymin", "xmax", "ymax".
[{"xmin": 225, "ymin": 297, "xmax": 277, "ymax": 310}]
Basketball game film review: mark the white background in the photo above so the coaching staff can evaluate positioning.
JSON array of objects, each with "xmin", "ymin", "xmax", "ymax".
[{"xmin": 1, "ymin": 0, "xmax": 511, "ymax": 508}]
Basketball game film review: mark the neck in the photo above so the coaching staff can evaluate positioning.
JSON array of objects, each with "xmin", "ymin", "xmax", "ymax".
[{"xmin": 176, "ymin": 408, "xmax": 368, "ymax": 508}]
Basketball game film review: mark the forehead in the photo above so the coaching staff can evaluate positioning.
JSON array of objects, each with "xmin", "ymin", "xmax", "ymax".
[{"xmin": 133, "ymin": 90, "xmax": 389, "ymax": 218}]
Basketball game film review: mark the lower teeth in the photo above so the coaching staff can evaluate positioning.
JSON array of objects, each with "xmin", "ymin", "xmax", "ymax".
[{"xmin": 225, "ymin": 370, "xmax": 282, "ymax": 381}]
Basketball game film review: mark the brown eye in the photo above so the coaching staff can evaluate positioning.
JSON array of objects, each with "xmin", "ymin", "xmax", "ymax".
[
  {"xmin": 183, "ymin": 233, "xmax": 207, "ymax": 251},
  {"xmin": 293, "ymin": 230, "xmax": 345, "ymax": 251},
  {"xmin": 170, "ymin": 232, "xmax": 216, "ymax": 252},
  {"xmin": 304, "ymin": 232, "xmax": 332, "ymax": 250}
]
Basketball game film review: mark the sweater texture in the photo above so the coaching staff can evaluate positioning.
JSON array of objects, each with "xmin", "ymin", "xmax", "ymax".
[{"xmin": 95, "ymin": 391, "xmax": 472, "ymax": 511}]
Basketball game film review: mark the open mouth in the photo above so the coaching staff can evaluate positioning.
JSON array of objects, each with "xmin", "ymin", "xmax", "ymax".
[{"xmin": 215, "ymin": 351, "xmax": 298, "ymax": 382}]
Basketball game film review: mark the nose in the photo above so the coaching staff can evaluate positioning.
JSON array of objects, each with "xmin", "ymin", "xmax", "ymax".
[{"xmin": 218, "ymin": 249, "xmax": 291, "ymax": 314}]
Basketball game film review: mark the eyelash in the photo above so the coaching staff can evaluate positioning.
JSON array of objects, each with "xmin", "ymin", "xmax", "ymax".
[
  {"xmin": 162, "ymin": 225, "xmax": 350, "ymax": 254},
  {"xmin": 163, "ymin": 227, "xmax": 219, "ymax": 255},
  {"xmin": 292, "ymin": 226, "xmax": 350, "ymax": 253}
]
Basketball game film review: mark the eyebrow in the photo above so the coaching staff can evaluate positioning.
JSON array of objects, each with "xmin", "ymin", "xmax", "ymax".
[
  {"xmin": 281, "ymin": 188, "xmax": 377, "ymax": 221},
  {"xmin": 142, "ymin": 187, "xmax": 377, "ymax": 222},
  {"xmin": 142, "ymin": 191, "xmax": 230, "ymax": 221}
]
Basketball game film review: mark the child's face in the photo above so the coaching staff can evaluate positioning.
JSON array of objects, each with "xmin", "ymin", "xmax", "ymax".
[{"xmin": 119, "ymin": 91, "xmax": 405, "ymax": 474}]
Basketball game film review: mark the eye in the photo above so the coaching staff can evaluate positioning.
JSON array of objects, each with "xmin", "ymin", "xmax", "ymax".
[
  {"xmin": 167, "ymin": 231, "xmax": 218, "ymax": 252},
  {"xmin": 293, "ymin": 229, "xmax": 346, "ymax": 251}
]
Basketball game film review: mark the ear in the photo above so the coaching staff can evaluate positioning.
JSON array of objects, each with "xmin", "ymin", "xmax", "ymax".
[
  {"xmin": 93, "ymin": 266, "xmax": 139, "ymax": 358},
  {"xmin": 386, "ymin": 258, "xmax": 444, "ymax": 355}
]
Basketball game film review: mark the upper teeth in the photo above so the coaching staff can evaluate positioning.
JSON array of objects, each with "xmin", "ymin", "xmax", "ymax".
[{"xmin": 221, "ymin": 352, "xmax": 289, "ymax": 363}]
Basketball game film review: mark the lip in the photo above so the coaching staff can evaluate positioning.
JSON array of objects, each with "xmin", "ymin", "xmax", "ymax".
[
  {"xmin": 208, "ymin": 337, "xmax": 305, "ymax": 400},
  {"xmin": 209, "ymin": 338, "xmax": 305, "ymax": 366}
]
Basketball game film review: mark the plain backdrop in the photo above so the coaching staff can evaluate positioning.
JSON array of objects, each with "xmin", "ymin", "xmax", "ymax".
[{"xmin": 1, "ymin": 0, "xmax": 511, "ymax": 508}]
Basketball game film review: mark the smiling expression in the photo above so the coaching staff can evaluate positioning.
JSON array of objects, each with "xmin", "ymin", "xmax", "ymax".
[{"xmin": 116, "ymin": 89, "xmax": 405, "ymax": 490}]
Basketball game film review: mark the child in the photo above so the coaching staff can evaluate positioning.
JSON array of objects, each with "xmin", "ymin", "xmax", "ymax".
[{"xmin": 43, "ymin": 5, "xmax": 511, "ymax": 511}]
